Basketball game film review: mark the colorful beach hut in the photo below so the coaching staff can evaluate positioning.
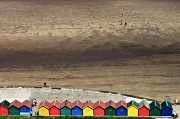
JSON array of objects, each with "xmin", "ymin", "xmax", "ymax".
[
  {"xmin": 105, "ymin": 100, "xmax": 116, "ymax": 116},
  {"xmin": 60, "ymin": 100, "xmax": 72, "ymax": 116},
  {"xmin": 161, "ymin": 100, "xmax": 172, "ymax": 116},
  {"xmin": 71, "ymin": 100, "xmax": 83, "ymax": 116},
  {"xmin": 8, "ymin": 100, "xmax": 21, "ymax": 115},
  {"xmin": 49, "ymin": 100, "xmax": 61, "ymax": 116},
  {"xmin": 0, "ymin": 100, "xmax": 10, "ymax": 115},
  {"xmin": 138, "ymin": 100, "xmax": 150, "ymax": 116},
  {"xmin": 38, "ymin": 100, "xmax": 50, "ymax": 116},
  {"xmin": 93, "ymin": 100, "xmax": 105, "ymax": 116},
  {"xmin": 116, "ymin": 100, "xmax": 127, "ymax": 116},
  {"xmin": 82, "ymin": 100, "xmax": 94, "ymax": 116},
  {"xmin": 20, "ymin": 100, "xmax": 32, "ymax": 116},
  {"xmin": 127, "ymin": 100, "xmax": 138, "ymax": 116},
  {"xmin": 150, "ymin": 100, "xmax": 161, "ymax": 116}
]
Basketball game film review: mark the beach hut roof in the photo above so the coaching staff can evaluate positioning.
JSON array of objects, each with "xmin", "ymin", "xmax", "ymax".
[
  {"xmin": 38, "ymin": 100, "xmax": 50, "ymax": 109},
  {"xmin": 138, "ymin": 100, "xmax": 150, "ymax": 109},
  {"xmin": 127, "ymin": 100, "xmax": 138, "ymax": 108},
  {"xmin": 116, "ymin": 100, "xmax": 127, "ymax": 108},
  {"xmin": 71, "ymin": 100, "xmax": 83, "ymax": 109},
  {"xmin": 161, "ymin": 100, "xmax": 172, "ymax": 109},
  {"xmin": 150, "ymin": 100, "xmax": 161, "ymax": 110},
  {"xmin": 0, "ymin": 100, "xmax": 10, "ymax": 108},
  {"xmin": 94, "ymin": 100, "xmax": 105, "ymax": 109},
  {"xmin": 82, "ymin": 100, "xmax": 94, "ymax": 109},
  {"xmin": 61, "ymin": 100, "xmax": 72, "ymax": 109},
  {"xmin": 9, "ymin": 100, "xmax": 21, "ymax": 108},
  {"xmin": 49, "ymin": 100, "xmax": 61, "ymax": 109},
  {"xmin": 20, "ymin": 100, "xmax": 32, "ymax": 108},
  {"xmin": 105, "ymin": 100, "xmax": 116, "ymax": 109}
]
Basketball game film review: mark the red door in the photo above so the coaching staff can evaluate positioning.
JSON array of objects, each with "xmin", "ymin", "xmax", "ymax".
[
  {"xmin": 94, "ymin": 107, "xmax": 104, "ymax": 116},
  {"xmin": 139, "ymin": 107, "xmax": 149, "ymax": 116},
  {"xmin": 0, "ymin": 106, "xmax": 8, "ymax": 115},
  {"xmin": 49, "ymin": 107, "xmax": 60, "ymax": 116}
]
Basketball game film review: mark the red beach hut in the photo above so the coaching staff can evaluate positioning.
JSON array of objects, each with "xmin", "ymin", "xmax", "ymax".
[
  {"xmin": 94, "ymin": 100, "xmax": 105, "ymax": 116},
  {"xmin": 138, "ymin": 100, "xmax": 150, "ymax": 116},
  {"xmin": 49, "ymin": 100, "xmax": 61, "ymax": 116},
  {"xmin": 0, "ymin": 100, "xmax": 10, "ymax": 115}
]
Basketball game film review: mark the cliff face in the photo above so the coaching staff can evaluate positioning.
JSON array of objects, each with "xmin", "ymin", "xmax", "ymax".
[{"xmin": 0, "ymin": 0, "xmax": 180, "ymax": 65}]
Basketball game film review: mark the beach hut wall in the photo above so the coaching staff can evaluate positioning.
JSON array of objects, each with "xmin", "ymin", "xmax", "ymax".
[
  {"xmin": 82, "ymin": 100, "xmax": 94, "ymax": 116},
  {"xmin": 93, "ymin": 100, "xmax": 105, "ymax": 116},
  {"xmin": 49, "ymin": 100, "xmax": 61, "ymax": 116},
  {"xmin": 138, "ymin": 100, "xmax": 150, "ymax": 116},
  {"xmin": 71, "ymin": 100, "xmax": 83, "ymax": 116},
  {"xmin": 150, "ymin": 100, "xmax": 161, "ymax": 116},
  {"xmin": 8, "ymin": 100, "xmax": 21, "ymax": 115},
  {"xmin": 105, "ymin": 100, "xmax": 116, "ymax": 116},
  {"xmin": 0, "ymin": 100, "xmax": 10, "ymax": 115},
  {"xmin": 38, "ymin": 100, "xmax": 50, "ymax": 116},
  {"xmin": 116, "ymin": 100, "xmax": 127, "ymax": 116},
  {"xmin": 60, "ymin": 100, "xmax": 72, "ymax": 116},
  {"xmin": 127, "ymin": 100, "xmax": 138, "ymax": 116},
  {"xmin": 161, "ymin": 100, "xmax": 172, "ymax": 116},
  {"xmin": 20, "ymin": 100, "xmax": 32, "ymax": 116}
]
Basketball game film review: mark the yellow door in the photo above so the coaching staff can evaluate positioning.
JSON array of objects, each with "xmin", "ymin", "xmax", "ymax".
[
  {"xmin": 38, "ymin": 107, "xmax": 49, "ymax": 116},
  {"xmin": 83, "ymin": 106, "xmax": 93, "ymax": 116},
  {"xmin": 128, "ymin": 106, "xmax": 138, "ymax": 116}
]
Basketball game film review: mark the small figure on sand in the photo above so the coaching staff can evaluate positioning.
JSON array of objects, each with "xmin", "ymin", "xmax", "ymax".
[
  {"xmin": 119, "ymin": 11, "xmax": 127, "ymax": 26},
  {"xmin": 119, "ymin": 20, "xmax": 127, "ymax": 26},
  {"xmin": 119, "ymin": 20, "xmax": 123, "ymax": 25},
  {"xmin": 125, "ymin": 21, "xmax": 127, "ymax": 25},
  {"xmin": 174, "ymin": 99, "xmax": 178, "ymax": 105},
  {"xmin": 172, "ymin": 110, "xmax": 178, "ymax": 119},
  {"xmin": 122, "ymin": 11, "xmax": 124, "ymax": 17},
  {"xmin": 31, "ymin": 98, "xmax": 37, "ymax": 107}
]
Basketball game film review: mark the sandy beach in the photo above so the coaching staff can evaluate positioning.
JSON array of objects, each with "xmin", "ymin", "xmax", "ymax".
[{"xmin": 0, "ymin": 0, "xmax": 179, "ymax": 103}]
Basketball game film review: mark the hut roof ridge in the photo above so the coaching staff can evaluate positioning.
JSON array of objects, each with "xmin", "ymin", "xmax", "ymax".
[{"xmin": 0, "ymin": 100, "xmax": 10, "ymax": 108}]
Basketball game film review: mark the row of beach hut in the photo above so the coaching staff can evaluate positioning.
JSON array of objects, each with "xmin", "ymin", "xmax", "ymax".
[
  {"xmin": 38, "ymin": 100, "xmax": 172, "ymax": 117},
  {"xmin": 0, "ymin": 100, "xmax": 32, "ymax": 116},
  {"xmin": 0, "ymin": 99, "xmax": 173, "ymax": 117}
]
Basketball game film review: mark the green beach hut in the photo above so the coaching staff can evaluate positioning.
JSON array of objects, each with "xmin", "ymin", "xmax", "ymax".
[
  {"xmin": 8, "ymin": 100, "xmax": 21, "ymax": 115},
  {"xmin": 150, "ymin": 100, "xmax": 161, "ymax": 116},
  {"xmin": 105, "ymin": 100, "xmax": 116, "ymax": 116},
  {"xmin": 60, "ymin": 100, "xmax": 72, "ymax": 116}
]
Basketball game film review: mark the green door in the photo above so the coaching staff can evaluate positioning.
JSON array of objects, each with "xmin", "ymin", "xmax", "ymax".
[
  {"xmin": 150, "ymin": 108, "xmax": 161, "ymax": 116},
  {"xmin": 105, "ymin": 107, "xmax": 116, "ymax": 116},
  {"xmin": 61, "ymin": 106, "xmax": 71, "ymax": 116},
  {"xmin": 9, "ymin": 106, "xmax": 20, "ymax": 115}
]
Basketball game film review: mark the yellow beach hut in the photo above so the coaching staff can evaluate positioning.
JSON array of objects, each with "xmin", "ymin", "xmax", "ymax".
[
  {"xmin": 38, "ymin": 100, "xmax": 50, "ymax": 116},
  {"xmin": 127, "ymin": 100, "xmax": 138, "ymax": 116},
  {"xmin": 82, "ymin": 100, "xmax": 94, "ymax": 116}
]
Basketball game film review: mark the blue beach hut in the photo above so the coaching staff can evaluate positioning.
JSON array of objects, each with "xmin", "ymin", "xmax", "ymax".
[
  {"xmin": 116, "ymin": 100, "xmax": 127, "ymax": 116},
  {"xmin": 20, "ymin": 100, "xmax": 32, "ymax": 116},
  {"xmin": 161, "ymin": 100, "xmax": 172, "ymax": 116},
  {"xmin": 71, "ymin": 100, "xmax": 83, "ymax": 116}
]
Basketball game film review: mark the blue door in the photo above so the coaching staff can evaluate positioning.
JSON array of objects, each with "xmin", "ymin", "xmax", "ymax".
[
  {"xmin": 116, "ymin": 106, "xmax": 127, "ymax": 116},
  {"xmin": 162, "ymin": 107, "xmax": 172, "ymax": 116},
  {"xmin": 20, "ymin": 106, "xmax": 30, "ymax": 116},
  {"xmin": 72, "ymin": 106, "xmax": 82, "ymax": 116}
]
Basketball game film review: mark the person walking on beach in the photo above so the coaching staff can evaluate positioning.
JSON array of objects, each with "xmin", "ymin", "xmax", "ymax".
[
  {"xmin": 119, "ymin": 11, "xmax": 127, "ymax": 26},
  {"xmin": 122, "ymin": 11, "xmax": 124, "ymax": 17}
]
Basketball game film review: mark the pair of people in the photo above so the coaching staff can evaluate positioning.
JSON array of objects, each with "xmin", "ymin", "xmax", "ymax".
[
  {"xmin": 30, "ymin": 98, "xmax": 37, "ymax": 106},
  {"xmin": 172, "ymin": 110, "xmax": 178, "ymax": 119},
  {"xmin": 119, "ymin": 20, "xmax": 127, "ymax": 25}
]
